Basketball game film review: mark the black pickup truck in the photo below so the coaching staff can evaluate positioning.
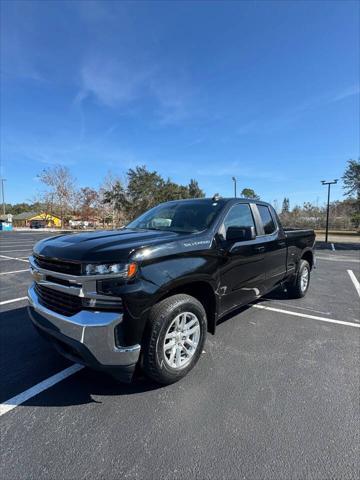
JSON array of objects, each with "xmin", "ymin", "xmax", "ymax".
[{"xmin": 28, "ymin": 197, "xmax": 315, "ymax": 384}]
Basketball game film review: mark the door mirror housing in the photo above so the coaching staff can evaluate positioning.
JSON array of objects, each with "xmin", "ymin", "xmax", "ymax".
[{"xmin": 226, "ymin": 226, "xmax": 256, "ymax": 242}]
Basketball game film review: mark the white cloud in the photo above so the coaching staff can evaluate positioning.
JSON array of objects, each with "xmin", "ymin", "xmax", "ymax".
[
  {"xmin": 236, "ymin": 85, "xmax": 360, "ymax": 135},
  {"xmin": 329, "ymin": 85, "xmax": 360, "ymax": 103},
  {"xmin": 76, "ymin": 54, "xmax": 194, "ymax": 125},
  {"xmin": 80, "ymin": 57, "xmax": 152, "ymax": 107}
]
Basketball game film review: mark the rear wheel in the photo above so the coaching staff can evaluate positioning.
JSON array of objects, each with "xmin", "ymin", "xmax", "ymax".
[
  {"xmin": 142, "ymin": 294, "xmax": 207, "ymax": 385},
  {"xmin": 287, "ymin": 259, "xmax": 311, "ymax": 298}
]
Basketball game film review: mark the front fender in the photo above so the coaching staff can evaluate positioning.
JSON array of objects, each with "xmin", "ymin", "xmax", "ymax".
[{"xmin": 121, "ymin": 254, "xmax": 220, "ymax": 344}]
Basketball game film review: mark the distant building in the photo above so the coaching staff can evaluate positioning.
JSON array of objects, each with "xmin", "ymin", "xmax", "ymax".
[{"xmin": 12, "ymin": 212, "xmax": 61, "ymax": 228}]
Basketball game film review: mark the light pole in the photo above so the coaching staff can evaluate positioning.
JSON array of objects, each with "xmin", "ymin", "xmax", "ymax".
[
  {"xmin": 321, "ymin": 179, "xmax": 338, "ymax": 243},
  {"xmin": 0, "ymin": 178, "xmax": 6, "ymax": 216},
  {"xmin": 232, "ymin": 176, "xmax": 237, "ymax": 198}
]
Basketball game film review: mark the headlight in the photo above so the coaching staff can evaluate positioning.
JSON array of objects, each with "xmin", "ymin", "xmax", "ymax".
[{"xmin": 84, "ymin": 262, "xmax": 137, "ymax": 278}]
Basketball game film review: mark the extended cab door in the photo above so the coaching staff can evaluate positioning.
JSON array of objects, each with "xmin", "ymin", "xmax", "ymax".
[
  {"xmin": 253, "ymin": 204, "xmax": 287, "ymax": 291},
  {"xmin": 217, "ymin": 202, "xmax": 267, "ymax": 315}
]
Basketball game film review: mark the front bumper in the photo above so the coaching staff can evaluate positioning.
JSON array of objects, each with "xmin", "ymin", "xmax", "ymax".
[{"xmin": 28, "ymin": 284, "xmax": 141, "ymax": 381}]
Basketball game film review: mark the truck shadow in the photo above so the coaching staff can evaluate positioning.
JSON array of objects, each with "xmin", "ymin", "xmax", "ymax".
[
  {"xmin": 1, "ymin": 306, "xmax": 162, "ymax": 409},
  {"xmin": 2, "ymin": 286, "xmax": 298, "ymax": 409},
  {"xmin": 21, "ymin": 367, "xmax": 162, "ymax": 409},
  {"xmin": 216, "ymin": 286, "xmax": 288, "ymax": 328}
]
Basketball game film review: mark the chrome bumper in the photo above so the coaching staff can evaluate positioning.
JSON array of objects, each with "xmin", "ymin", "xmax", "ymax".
[{"xmin": 28, "ymin": 284, "xmax": 141, "ymax": 367}]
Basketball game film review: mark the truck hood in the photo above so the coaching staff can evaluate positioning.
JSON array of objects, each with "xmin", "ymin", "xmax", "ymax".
[{"xmin": 33, "ymin": 229, "xmax": 183, "ymax": 263}]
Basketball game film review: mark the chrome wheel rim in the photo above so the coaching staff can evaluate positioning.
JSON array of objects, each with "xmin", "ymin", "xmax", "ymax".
[
  {"xmin": 300, "ymin": 267, "xmax": 309, "ymax": 292},
  {"xmin": 163, "ymin": 312, "xmax": 201, "ymax": 370}
]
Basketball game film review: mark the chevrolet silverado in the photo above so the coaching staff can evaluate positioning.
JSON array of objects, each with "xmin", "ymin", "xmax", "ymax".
[{"xmin": 28, "ymin": 197, "xmax": 315, "ymax": 384}]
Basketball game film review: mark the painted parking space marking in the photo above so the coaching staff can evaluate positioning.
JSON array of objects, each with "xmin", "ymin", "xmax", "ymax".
[
  {"xmin": 0, "ymin": 255, "xmax": 29, "ymax": 263},
  {"xmin": 0, "ymin": 249, "xmax": 33, "ymax": 253},
  {"xmin": 252, "ymin": 304, "xmax": 360, "ymax": 328},
  {"xmin": 0, "ymin": 296, "xmax": 28, "ymax": 306},
  {"xmin": 0, "ymin": 246, "xmax": 35, "ymax": 250},
  {"xmin": 316, "ymin": 255, "xmax": 360, "ymax": 263},
  {"xmin": 0, "ymin": 242, "xmax": 36, "ymax": 246},
  {"xmin": 0, "ymin": 269, "xmax": 29, "ymax": 276},
  {"xmin": 347, "ymin": 270, "xmax": 360, "ymax": 297},
  {"xmin": 0, "ymin": 364, "xmax": 84, "ymax": 417},
  {"xmin": 264, "ymin": 300, "xmax": 331, "ymax": 316}
]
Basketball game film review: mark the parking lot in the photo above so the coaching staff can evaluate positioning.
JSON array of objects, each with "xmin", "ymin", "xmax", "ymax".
[{"xmin": 1, "ymin": 231, "xmax": 359, "ymax": 479}]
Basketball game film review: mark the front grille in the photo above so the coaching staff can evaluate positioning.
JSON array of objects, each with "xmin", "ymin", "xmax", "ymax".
[
  {"xmin": 34, "ymin": 255, "xmax": 82, "ymax": 275},
  {"xmin": 35, "ymin": 284, "xmax": 82, "ymax": 317},
  {"xmin": 45, "ymin": 275, "xmax": 77, "ymax": 287}
]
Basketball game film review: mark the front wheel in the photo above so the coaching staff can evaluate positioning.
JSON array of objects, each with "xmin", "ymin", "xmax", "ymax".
[
  {"xmin": 142, "ymin": 294, "xmax": 207, "ymax": 385},
  {"xmin": 286, "ymin": 259, "xmax": 311, "ymax": 298}
]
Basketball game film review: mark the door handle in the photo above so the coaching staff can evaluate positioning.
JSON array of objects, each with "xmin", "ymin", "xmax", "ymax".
[{"xmin": 254, "ymin": 246, "xmax": 265, "ymax": 252}]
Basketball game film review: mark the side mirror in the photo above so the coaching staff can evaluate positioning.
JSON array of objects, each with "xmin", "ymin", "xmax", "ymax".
[{"xmin": 226, "ymin": 226, "xmax": 256, "ymax": 242}]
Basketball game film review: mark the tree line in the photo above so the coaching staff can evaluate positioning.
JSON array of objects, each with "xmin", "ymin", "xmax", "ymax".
[
  {"xmin": 6, "ymin": 166, "xmax": 206, "ymax": 227},
  {"xmin": 6, "ymin": 165, "xmax": 262, "ymax": 227},
  {"xmin": 5, "ymin": 159, "xmax": 359, "ymax": 230},
  {"xmin": 279, "ymin": 197, "xmax": 359, "ymax": 230},
  {"xmin": 279, "ymin": 159, "xmax": 360, "ymax": 230}
]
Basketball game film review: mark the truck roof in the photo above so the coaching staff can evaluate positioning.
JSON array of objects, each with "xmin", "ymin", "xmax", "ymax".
[{"xmin": 161, "ymin": 197, "xmax": 272, "ymax": 208}]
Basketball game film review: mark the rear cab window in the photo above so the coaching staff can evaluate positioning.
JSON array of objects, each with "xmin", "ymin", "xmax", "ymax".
[{"xmin": 257, "ymin": 205, "xmax": 277, "ymax": 235}]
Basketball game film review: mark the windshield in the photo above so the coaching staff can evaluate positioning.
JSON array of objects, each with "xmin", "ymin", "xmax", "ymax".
[{"xmin": 127, "ymin": 199, "xmax": 225, "ymax": 233}]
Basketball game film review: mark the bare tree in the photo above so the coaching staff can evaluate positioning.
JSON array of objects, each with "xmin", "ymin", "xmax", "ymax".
[{"xmin": 37, "ymin": 165, "xmax": 76, "ymax": 227}]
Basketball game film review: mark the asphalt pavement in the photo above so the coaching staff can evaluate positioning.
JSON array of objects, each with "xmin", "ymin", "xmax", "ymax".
[{"xmin": 0, "ymin": 231, "xmax": 359, "ymax": 479}]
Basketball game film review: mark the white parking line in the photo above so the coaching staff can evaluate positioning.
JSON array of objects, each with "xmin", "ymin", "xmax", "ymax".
[
  {"xmin": 265, "ymin": 300, "xmax": 331, "ymax": 316},
  {"xmin": 0, "ymin": 296, "xmax": 28, "ymax": 306},
  {"xmin": 0, "ymin": 246, "xmax": 34, "ymax": 250},
  {"xmin": 252, "ymin": 304, "xmax": 360, "ymax": 328},
  {"xmin": 0, "ymin": 249, "xmax": 33, "ymax": 253},
  {"xmin": 0, "ymin": 269, "xmax": 29, "ymax": 276},
  {"xmin": 316, "ymin": 256, "xmax": 360, "ymax": 264},
  {"xmin": 0, "ymin": 364, "xmax": 84, "ymax": 417},
  {"xmin": 0, "ymin": 255, "xmax": 29, "ymax": 263},
  {"xmin": 0, "ymin": 239, "xmax": 36, "ymax": 242},
  {"xmin": 347, "ymin": 270, "xmax": 360, "ymax": 297},
  {"xmin": 0, "ymin": 242, "xmax": 35, "ymax": 246}
]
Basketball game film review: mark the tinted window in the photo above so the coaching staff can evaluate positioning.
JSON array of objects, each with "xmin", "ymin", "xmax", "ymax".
[
  {"xmin": 258, "ymin": 205, "xmax": 276, "ymax": 234},
  {"xmin": 223, "ymin": 203, "xmax": 256, "ymax": 231},
  {"xmin": 127, "ymin": 200, "xmax": 225, "ymax": 233}
]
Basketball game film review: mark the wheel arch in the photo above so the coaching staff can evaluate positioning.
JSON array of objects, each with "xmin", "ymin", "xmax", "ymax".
[
  {"xmin": 154, "ymin": 280, "xmax": 218, "ymax": 335},
  {"xmin": 301, "ymin": 249, "xmax": 314, "ymax": 269}
]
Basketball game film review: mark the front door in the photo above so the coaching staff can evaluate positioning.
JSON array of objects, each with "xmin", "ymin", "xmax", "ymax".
[{"xmin": 218, "ymin": 202, "xmax": 266, "ymax": 315}]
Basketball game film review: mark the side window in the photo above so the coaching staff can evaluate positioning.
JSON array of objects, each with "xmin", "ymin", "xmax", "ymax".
[
  {"xmin": 258, "ymin": 205, "xmax": 276, "ymax": 235},
  {"xmin": 223, "ymin": 203, "xmax": 256, "ymax": 232}
]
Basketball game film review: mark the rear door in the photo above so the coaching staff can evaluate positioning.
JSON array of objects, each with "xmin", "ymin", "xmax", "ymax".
[
  {"xmin": 218, "ymin": 202, "xmax": 267, "ymax": 315},
  {"xmin": 254, "ymin": 204, "xmax": 287, "ymax": 291}
]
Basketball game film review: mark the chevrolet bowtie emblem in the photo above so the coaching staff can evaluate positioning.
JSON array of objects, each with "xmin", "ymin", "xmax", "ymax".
[{"xmin": 32, "ymin": 269, "xmax": 42, "ymax": 282}]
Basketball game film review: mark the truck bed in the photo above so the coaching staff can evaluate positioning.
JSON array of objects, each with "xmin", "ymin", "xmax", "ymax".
[{"xmin": 284, "ymin": 228, "xmax": 315, "ymax": 270}]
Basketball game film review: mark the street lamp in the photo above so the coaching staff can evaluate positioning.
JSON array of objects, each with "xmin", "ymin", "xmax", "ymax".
[
  {"xmin": 321, "ymin": 179, "xmax": 338, "ymax": 243},
  {"xmin": 0, "ymin": 178, "xmax": 6, "ymax": 216},
  {"xmin": 232, "ymin": 176, "xmax": 237, "ymax": 198}
]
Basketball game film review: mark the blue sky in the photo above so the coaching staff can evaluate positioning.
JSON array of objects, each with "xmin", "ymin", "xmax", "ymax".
[{"xmin": 1, "ymin": 0, "xmax": 359, "ymax": 209}]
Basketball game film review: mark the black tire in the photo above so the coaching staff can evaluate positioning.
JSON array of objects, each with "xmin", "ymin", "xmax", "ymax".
[
  {"xmin": 286, "ymin": 259, "xmax": 311, "ymax": 299},
  {"xmin": 142, "ymin": 294, "xmax": 207, "ymax": 385}
]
